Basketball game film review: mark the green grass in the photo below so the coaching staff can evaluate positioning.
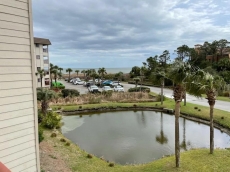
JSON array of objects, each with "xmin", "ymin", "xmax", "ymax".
[
  {"xmin": 202, "ymin": 94, "xmax": 230, "ymax": 102},
  {"xmin": 52, "ymin": 97, "xmax": 230, "ymax": 129},
  {"xmin": 43, "ymin": 129, "xmax": 230, "ymax": 172}
]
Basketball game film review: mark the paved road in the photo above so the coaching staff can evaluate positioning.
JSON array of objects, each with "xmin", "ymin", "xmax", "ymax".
[{"xmin": 60, "ymin": 80, "xmax": 230, "ymax": 112}]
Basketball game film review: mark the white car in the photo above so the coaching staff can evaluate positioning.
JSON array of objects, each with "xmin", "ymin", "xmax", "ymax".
[
  {"xmin": 88, "ymin": 85, "xmax": 99, "ymax": 93},
  {"xmin": 114, "ymin": 85, "xmax": 124, "ymax": 92},
  {"xmin": 102, "ymin": 86, "xmax": 113, "ymax": 92},
  {"xmin": 74, "ymin": 80, "xmax": 84, "ymax": 85}
]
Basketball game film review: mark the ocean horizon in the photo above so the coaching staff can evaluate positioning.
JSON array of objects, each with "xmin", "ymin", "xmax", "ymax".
[{"xmin": 63, "ymin": 67, "xmax": 131, "ymax": 74}]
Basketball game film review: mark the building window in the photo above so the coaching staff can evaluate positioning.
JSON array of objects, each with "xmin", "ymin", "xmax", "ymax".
[
  {"xmin": 36, "ymin": 55, "xmax": 40, "ymax": 59},
  {"xmin": 45, "ymin": 78, "xmax": 50, "ymax": 85},
  {"xmin": 37, "ymin": 67, "xmax": 41, "ymax": 71},
  {"xmin": 36, "ymin": 44, "xmax": 39, "ymax": 47},
  {"xmin": 38, "ymin": 78, "xmax": 41, "ymax": 82}
]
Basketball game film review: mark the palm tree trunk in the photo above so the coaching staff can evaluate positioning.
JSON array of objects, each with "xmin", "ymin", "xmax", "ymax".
[
  {"xmin": 184, "ymin": 90, "xmax": 186, "ymax": 106},
  {"xmin": 41, "ymin": 76, "xmax": 43, "ymax": 88},
  {"xmin": 175, "ymin": 101, "xmax": 180, "ymax": 167},
  {"xmin": 210, "ymin": 104, "xmax": 214, "ymax": 154},
  {"xmin": 161, "ymin": 78, "xmax": 164, "ymax": 105},
  {"xmin": 69, "ymin": 72, "xmax": 70, "ymax": 82}
]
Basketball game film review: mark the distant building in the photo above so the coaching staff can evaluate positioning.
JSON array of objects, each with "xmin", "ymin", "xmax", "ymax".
[
  {"xmin": 194, "ymin": 44, "xmax": 230, "ymax": 62},
  {"xmin": 0, "ymin": 0, "xmax": 40, "ymax": 171},
  {"xmin": 34, "ymin": 37, "xmax": 51, "ymax": 88}
]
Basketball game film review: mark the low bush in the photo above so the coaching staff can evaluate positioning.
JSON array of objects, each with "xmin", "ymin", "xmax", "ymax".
[
  {"xmin": 128, "ymin": 87, "xmax": 150, "ymax": 93},
  {"xmin": 38, "ymin": 110, "xmax": 43, "ymax": 124},
  {"xmin": 60, "ymin": 138, "xmax": 66, "ymax": 142},
  {"xmin": 101, "ymin": 90, "xmax": 113, "ymax": 97},
  {"xmin": 38, "ymin": 125, "xmax": 44, "ymax": 143},
  {"xmin": 87, "ymin": 154, "xmax": 93, "ymax": 158},
  {"xmin": 62, "ymin": 89, "xmax": 80, "ymax": 98},
  {"xmin": 156, "ymin": 94, "xmax": 166, "ymax": 102},
  {"xmin": 42, "ymin": 111, "xmax": 62, "ymax": 129}
]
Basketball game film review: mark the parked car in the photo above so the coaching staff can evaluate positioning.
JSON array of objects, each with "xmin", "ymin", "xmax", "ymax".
[
  {"xmin": 84, "ymin": 81, "xmax": 94, "ymax": 87},
  {"xmin": 88, "ymin": 85, "xmax": 99, "ymax": 93},
  {"xmin": 52, "ymin": 82, "xmax": 65, "ymax": 89},
  {"xmin": 102, "ymin": 86, "xmax": 113, "ymax": 92},
  {"xmin": 70, "ymin": 78, "xmax": 80, "ymax": 83},
  {"xmin": 64, "ymin": 78, "xmax": 68, "ymax": 81},
  {"xmin": 102, "ymin": 80, "xmax": 113, "ymax": 86},
  {"xmin": 73, "ymin": 80, "xmax": 84, "ymax": 85},
  {"xmin": 114, "ymin": 85, "xmax": 124, "ymax": 92},
  {"xmin": 110, "ymin": 81, "xmax": 123, "ymax": 87}
]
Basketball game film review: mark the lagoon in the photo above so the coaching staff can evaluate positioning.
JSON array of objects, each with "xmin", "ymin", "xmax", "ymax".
[{"xmin": 62, "ymin": 111, "xmax": 230, "ymax": 164}]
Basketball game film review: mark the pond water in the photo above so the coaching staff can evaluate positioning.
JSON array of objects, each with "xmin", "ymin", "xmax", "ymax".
[{"xmin": 61, "ymin": 111, "xmax": 230, "ymax": 165}]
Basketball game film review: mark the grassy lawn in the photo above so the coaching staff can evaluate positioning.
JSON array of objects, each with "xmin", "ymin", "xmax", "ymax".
[
  {"xmin": 43, "ymin": 129, "xmax": 230, "ymax": 172},
  {"xmin": 52, "ymin": 97, "xmax": 230, "ymax": 129},
  {"xmin": 201, "ymin": 94, "xmax": 230, "ymax": 102}
]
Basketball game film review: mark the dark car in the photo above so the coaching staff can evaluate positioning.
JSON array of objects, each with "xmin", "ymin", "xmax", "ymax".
[{"xmin": 86, "ymin": 81, "xmax": 93, "ymax": 87}]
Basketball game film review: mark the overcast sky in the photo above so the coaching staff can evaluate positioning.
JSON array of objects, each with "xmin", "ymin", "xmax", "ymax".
[{"xmin": 32, "ymin": 0, "xmax": 230, "ymax": 68}]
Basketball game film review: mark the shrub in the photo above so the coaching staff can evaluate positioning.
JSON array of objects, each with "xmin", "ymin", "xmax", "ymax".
[
  {"xmin": 88, "ymin": 96, "xmax": 101, "ymax": 104},
  {"xmin": 156, "ymin": 93, "xmax": 166, "ymax": 102},
  {"xmin": 109, "ymin": 162, "xmax": 115, "ymax": 167},
  {"xmin": 65, "ymin": 142, "xmax": 70, "ymax": 146},
  {"xmin": 60, "ymin": 138, "xmax": 66, "ymax": 142},
  {"xmin": 50, "ymin": 132, "xmax": 57, "ymax": 137},
  {"xmin": 194, "ymin": 107, "xmax": 198, "ymax": 109},
  {"xmin": 61, "ymin": 89, "xmax": 80, "ymax": 98},
  {"xmin": 101, "ymin": 90, "xmax": 113, "ymax": 97},
  {"xmin": 42, "ymin": 111, "xmax": 62, "ymax": 129},
  {"xmin": 38, "ymin": 110, "xmax": 43, "ymax": 124},
  {"xmin": 38, "ymin": 125, "xmax": 44, "ymax": 143},
  {"xmin": 87, "ymin": 154, "xmax": 93, "ymax": 158},
  {"xmin": 128, "ymin": 87, "xmax": 150, "ymax": 93}
]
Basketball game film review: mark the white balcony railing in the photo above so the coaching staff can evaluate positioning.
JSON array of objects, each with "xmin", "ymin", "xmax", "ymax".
[{"xmin": 44, "ymin": 59, "xmax": 49, "ymax": 64}]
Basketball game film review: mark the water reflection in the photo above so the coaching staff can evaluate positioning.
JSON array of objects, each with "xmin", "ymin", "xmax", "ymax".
[
  {"xmin": 156, "ymin": 113, "xmax": 168, "ymax": 144},
  {"xmin": 180, "ymin": 118, "xmax": 187, "ymax": 150}
]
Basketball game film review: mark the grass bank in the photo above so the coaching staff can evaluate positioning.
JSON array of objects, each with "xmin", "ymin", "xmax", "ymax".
[
  {"xmin": 42, "ymin": 129, "xmax": 230, "ymax": 172},
  {"xmin": 52, "ymin": 98, "xmax": 230, "ymax": 129}
]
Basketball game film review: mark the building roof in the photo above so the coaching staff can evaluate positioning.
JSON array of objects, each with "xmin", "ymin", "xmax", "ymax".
[{"xmin": 34, "ymin": 37, "xmax": 51, "ymax": 45}]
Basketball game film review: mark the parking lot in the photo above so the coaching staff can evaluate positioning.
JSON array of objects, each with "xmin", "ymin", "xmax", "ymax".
[{"xmin": 59, "ymin": 80, "xmax": 133, "ymax": 94}]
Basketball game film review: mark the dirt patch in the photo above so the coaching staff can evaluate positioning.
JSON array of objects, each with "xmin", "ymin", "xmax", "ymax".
[{"xmin": 40, "ymin": 139, "xmax": 71, "ymax": 172}]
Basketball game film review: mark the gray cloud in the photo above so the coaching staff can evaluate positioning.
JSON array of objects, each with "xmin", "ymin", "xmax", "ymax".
[{"xmin": 32, "ymin": 0, "xmax": 230, "ymax": 68}]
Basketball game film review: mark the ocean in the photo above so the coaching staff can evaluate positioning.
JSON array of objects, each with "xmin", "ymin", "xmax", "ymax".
[{"xmin": 63, "ymin": 67, "xmax": 131, "ymax": 74}]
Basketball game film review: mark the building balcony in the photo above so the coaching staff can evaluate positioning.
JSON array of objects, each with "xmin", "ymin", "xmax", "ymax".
[
  {"xmin": 44, "ymin": 59, "xmax": 49, "ymax": 64},
  {"xmin": 43, "ymin": 48, "xmax": 48, "ymax": 53}
]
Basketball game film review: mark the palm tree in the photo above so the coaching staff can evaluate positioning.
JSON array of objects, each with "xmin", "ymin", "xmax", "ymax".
[
  {"xmin": 166, "ymin": 60, "xmax": 194, "ymax": 167},
  {"xmin": 133, "ymin": 78, "xmax": 140, "ymax": 88},
  {"xmin": 49, "ymin": 63, "xmax": 54, "ymax": 87},
  {"xmin": 188, "ymin": 70, "xmax": 225, "ymax": 154},
  {"xmin": 158, "ymin": 50, "xmax": 170, "ymax": 105},
  {"xmin": 36, "ymin": 69, "xmax": 46, "ymax": 88},
  {"xmin": 98, "ymin": 67, "xmax": 107, "ymax": 78},
  {"xmin": 52, "ymin": 69, "xmax": 58, "ymax": 85},
  {"xmin": 90, "ymin": 71, "xmax": 98, "ymax": 84},
  {"xmin": 81, "ymin": 70, "xmax": 86, "ymax": 78},
  {"xmin": 58, "ymin": 68, "xmax": 63, "ymax": 80},
  {"xmin": 58, "ymin": 67, "xmax": 63, "ymax": 73},
  {"xmin": 75, "ymin": 70, "xmax": 79, "ymax": 76},
  {"xmin": 66, "ymin": 68, "xmax": 73, "ymax": 82},
  {"xmin": 37, "ymin": 89, "xmax": 57, "ymax": 114}
]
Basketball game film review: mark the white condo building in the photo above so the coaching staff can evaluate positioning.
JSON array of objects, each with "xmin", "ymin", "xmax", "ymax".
[
  {"xmin": 0, "ymin": 0, "xmax": 40, "ymax": 171},
  {"xmin": 34, "ymin": 37, "xmax": 51, "ymax": 88}
]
